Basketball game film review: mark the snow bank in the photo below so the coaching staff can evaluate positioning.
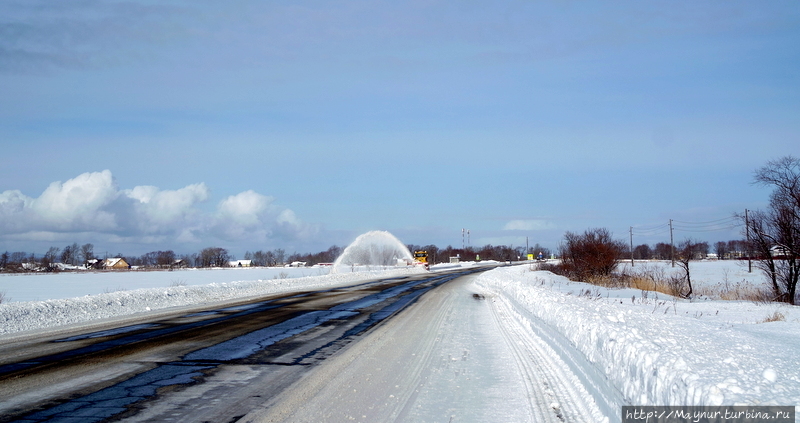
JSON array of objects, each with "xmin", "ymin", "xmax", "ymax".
[
  {"xmin": 476, "ymin": 265, "xmax": 800, "ymax": 407},
  {"xmin": 0, "ymin": 267, "xmax": 426, "ymax": 336},
  {"xmin": 0, "ymin": 267, "xmax": 333, "ymax": 303}
]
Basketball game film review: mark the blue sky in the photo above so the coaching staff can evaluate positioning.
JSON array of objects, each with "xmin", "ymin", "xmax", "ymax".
[{"xmin": 1, "ymin": 0, "xmax": 798, "ymax": 258}]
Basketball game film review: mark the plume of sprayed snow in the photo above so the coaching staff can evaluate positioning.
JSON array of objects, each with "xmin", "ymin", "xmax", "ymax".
[{"xmin": 331, "ymin": 231, "xmax": 414, "ymax": 273}]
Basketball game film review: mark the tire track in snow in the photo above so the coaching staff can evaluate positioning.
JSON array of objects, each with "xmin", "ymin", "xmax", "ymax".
[{"xmin": 488, "ymin": 292, "xmax": 623, "ymax": 423}]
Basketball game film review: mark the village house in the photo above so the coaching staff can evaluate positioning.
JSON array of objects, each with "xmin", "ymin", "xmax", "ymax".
[
  {"xmin": 104, "ymin": 258, "xmax": 130, "ymax": 269},
  {"xmin": 228, "ymin": 260, "xmax": 252, "ymax": 267}
]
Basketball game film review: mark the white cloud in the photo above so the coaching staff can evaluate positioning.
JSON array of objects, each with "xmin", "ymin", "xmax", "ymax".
[
  {"xmin": 217, "ymin": 190, "xmax": 274, "ymax": 227},
  {"xmin": 0, "ymin": 170, "xmax": 313, "ymax": 248},
  {"xmin": 2, "ymin": 170, "xmax": 119, "ymax": 232},
  {"xmin": 0, "ymin": 189, "xmax": 33, "ymax": 232},
  {"xmin": 212, "ymin": 190, "xmax": 274, "ymax": 240},
  {"xmin": 125, "ymin": 183, "xmax": 210, "ymax": 231},
  {"xmin": 503, "ymin": 219, "xmax": 555, "ymax": 231},
  {"xmin": 212, "ymin": 190, "xmax": 317, "ymax": 242}
]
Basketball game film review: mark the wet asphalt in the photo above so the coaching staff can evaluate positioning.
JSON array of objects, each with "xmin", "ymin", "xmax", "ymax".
[{"xmin": 0, "ymin": 267, "xmax": 494, "ymax": 423}]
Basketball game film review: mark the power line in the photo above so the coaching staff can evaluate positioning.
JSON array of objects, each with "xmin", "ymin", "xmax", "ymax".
[
  {"xmin": 633, "ymin": 216, "xmax": 742, "ymax": 235},
  {"xmin": 672, "ymin": 216, "xmax": 739, "ymax": 225}
]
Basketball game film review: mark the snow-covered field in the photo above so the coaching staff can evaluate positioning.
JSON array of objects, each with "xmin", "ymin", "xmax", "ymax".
[
  {"xmin": 1, "ymin": 260, "xmax": 798, "ymax": 412},
  {"xmin": 0, "ymin": 266, "xmax": 426, "ymax": 336},
  {"xmin": 0, "ymin": 266, "xmax": 334, "ymax": 303},
  {"xmin": 477, "ymin": 263, "xmax": 800, "ymax": 408},
  {"xmin": 617, "ymin": 259, "xmax": 772, "ymax": 298}
]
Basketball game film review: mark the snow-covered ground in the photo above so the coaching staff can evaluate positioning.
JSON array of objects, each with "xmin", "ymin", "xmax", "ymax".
[
  {"xmin": 0, "ymin": 266, "xmax": 335, "ymax": 303},
  {"xmin": 476, "ymin": 263, "xmax": 800, "ymax": 408},
  {"xmin": 0, "ymin": 266, "xmax": 426, "ymax": 336},
  {"xmin": 617, "ymin": 259, "xmax": 772, "ymax": 298},
  {"xmin": 2, "ymin": 260, "xmax": 798, "ymax": 415}
]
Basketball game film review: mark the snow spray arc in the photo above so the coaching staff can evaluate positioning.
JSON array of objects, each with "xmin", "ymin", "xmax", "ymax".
[{"xmin": 331, "ymin": 231, "xmax": 414, "ymax": 273}]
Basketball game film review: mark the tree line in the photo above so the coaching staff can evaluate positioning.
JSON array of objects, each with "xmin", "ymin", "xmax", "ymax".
[
  {"xmin": 1, "ymin": 241, "xmax": 554, "ymax": 273},
  {"xmin": 1, "ymin": 243, "xmax": 96, "ymax": 271},
  {"xmin": 630, "ymin": 239, "xmax": 750, "ymax": 260}
]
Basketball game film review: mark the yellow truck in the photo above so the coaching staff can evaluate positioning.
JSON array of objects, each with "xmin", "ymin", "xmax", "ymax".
[{"xmin": 414, "ymin": 251, "xmax": 429, "ymax": 270}]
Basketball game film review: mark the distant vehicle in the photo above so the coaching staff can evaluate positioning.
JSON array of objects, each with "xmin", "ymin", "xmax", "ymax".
[{"xmin": 414, "ymin": 251, "xmax": 430, "ymax": 270}]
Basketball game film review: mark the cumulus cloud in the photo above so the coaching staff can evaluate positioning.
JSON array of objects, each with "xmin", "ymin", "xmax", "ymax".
[
  {"xmin": 212, "ymin": 190, "xmax": 317, "ymax": 242},
  {"xmin": 124, "ymin": 183, "xmax": 210, "ymax": 231},
  {"xmin": 31, "ymin": 169, "xmax": 119, "ymax": 230},
  {"xmin": 0, "ymin": 170, "xmax": 313, "ymax": 247},
  {"xmin": 503, "ymin": 219, "xmax": 555, "ymax": 231},
  {"xmin": 213, "ymin": 190, "xmax": 274, "ymax": 240},
  {"xmin": 1, "ymin": 170, "xmax": 119, "ymax": 233}
]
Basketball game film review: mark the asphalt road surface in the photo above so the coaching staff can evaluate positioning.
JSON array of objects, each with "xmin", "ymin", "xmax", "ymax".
[{"xmin": 0, "ymin": 267, "xmax": 495, "ymax": 423}]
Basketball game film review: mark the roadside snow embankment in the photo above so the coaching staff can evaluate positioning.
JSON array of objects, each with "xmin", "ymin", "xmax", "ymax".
[
  {"xmin": 476, "ymin": 266, "xmax": 800, "ymax": 407},
  {"xmin": 0, "ymin": 267, "xmax": 426, "ymax": 336}
]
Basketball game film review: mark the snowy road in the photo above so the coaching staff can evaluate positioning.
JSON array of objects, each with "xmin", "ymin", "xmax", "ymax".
[
  {"xmin": 3, "ymin": 262, "xmax": 798, "ymax": 422},
  {"xmin": 0, "ymin": 269, "xmax": 490, "ymax": 422},
  {"xmin": 246, "ymin": 272, "xmax": 617, "ymax": 423}
]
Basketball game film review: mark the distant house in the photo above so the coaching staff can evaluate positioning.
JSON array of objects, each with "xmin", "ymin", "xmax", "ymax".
[
  {"xmin": 771, "ymin": 245, "xmax": 791, "ymax": 259},
  {"xmin": 228, "ymin": 260, "xmax": 252, "ymax": 267},
  {"xmin": 104, "ymin": 258, "xmax": 130, "ymax": 269},
  {"xmin": 86, "ymin": 259, "xmax": 103, "ymax": 270}
]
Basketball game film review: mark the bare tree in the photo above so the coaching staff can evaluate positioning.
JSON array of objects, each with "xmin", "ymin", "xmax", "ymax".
[
  {"xmin": 273, "ymin": 248, "xmax": 286, "ymax": 266},
  {"xmin": 264, "ymin": 250, "xmax": 276, "ymax": 266},
  {"xmin": 10, "ymin": 252, "xmax": 27, "ymax": 264},
  {"xmin": 559, "ymin": 228, "xmax": 627, "ymax": 279},
  {"xmin": 674, "ymin": 239, "xmax": 701, "ymax": 298},
  {"xmin": 633, "ymin": 244, "xmax": 652, "ymax": 260},
  {"xmin": 156, "ymin": 250, "xmax": 176, "ymax": 267},
  {"xmin": 61, "ymin": 243, "xmax": 79, "ymax": 265},
  {"xmin": 43, "ymin": 246, "xmax": 60, "ymax": 268},
  {"xmin": 714, "ymin": 241, "xmax": 729, "ymax": 259},
  {"xmin": 653, "ymin": 243, "xmax": 672, "ymax": 260},
  {"xmin": 80, "ymin": 243, "xmax": 95, "ymax": 263},
  {"xmin": 199, "ymin": 247, "xmax": 231, "ymax": 267},
  {"xmin": 695, "ymin": 241, "xmax": 709, "ymax": 258},
  {"xmin": 745, "ymin": 156, "xmax": 800, "ymax": 304}
]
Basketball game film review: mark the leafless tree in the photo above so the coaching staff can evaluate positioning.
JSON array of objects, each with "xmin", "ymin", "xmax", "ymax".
[
  {"xmin": 744, "ymin": 156, "xmax": 800, "ymax": 304},
  {"xmin": 43, "ymin": 246, "xmax": 60, "ymax": 268},
  {"xmin": 10, "ymin": 252, "xmax": 27, "ymax": 264},
  {"xmin": 714, "ymin": 241, "xmax": 729, "ymax": 259},
  {"xmin": 653, "ymin": 243, "xmax": 672, "ymax": 260},
  {"xmin": 264, "ymin": 250, "xmax": 276, "ymax": 266},
  {"xmin": 674, "ymin": 239, "xmax": 702, "ymax": 298},
  {"xmin": 80, "ymin": 243, "xmax": 95, "ymax": 263},
  {"xmin": 633, "ymin": 244, "xmax": 652, "ymax": 260},
  {"xmin": 273, "ymin": 248, "xmax": 286, "ymax": 266},
  {"xmin": 199, "ymin": 247, "xmax": 231, "ymax": 267},
  {"xmin": 695, "ymin": 241, "xmax": 709, "ymax": 258},
  {"xmin": 559, "ymin": 228, "xmax": 626, "ymax": 279},
  {"xmin": 61, "ymin": 243, "xmax": 80, "ymax": 265}
]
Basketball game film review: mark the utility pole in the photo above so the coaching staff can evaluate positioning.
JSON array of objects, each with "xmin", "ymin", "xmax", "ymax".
[
  {"xmin": 630, "ymin": 226, "xmax": 634, "ymax": 267},
  {"xmin": 462, "ymin": 228, "xmax": 465, "ymax": 250},
  {"xmin": 669, "ymin": 219, "xmax": 675, "ymax": 267},
  {"xmin": 745, "ymin": 209, "xmax": 751, "ymax": 273}
]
